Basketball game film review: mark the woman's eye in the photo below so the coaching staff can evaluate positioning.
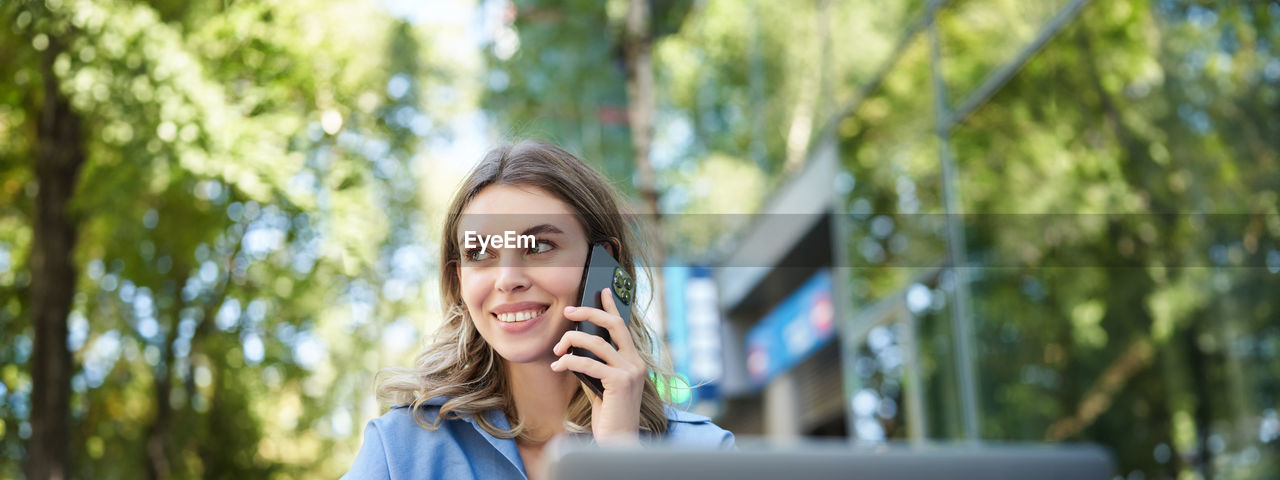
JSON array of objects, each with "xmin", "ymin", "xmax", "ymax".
[
  {"xmin": 465, "ymin": 248, "xmax": 494, "ymax": 262},
  {"xmin": 528, "ymin": 240, "xmax": 555, "ymax": 255}
]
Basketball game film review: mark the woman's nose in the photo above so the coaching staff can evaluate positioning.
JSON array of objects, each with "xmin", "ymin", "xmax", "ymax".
[{"xmin": 494, "ymin": 258, "xmax": 531, "ymax": 293}]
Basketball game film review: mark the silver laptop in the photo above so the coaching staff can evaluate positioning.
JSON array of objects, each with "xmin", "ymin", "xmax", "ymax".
[{"xmin": 546, "ymin": 438, "xmax": 1114, "ymax": 480}]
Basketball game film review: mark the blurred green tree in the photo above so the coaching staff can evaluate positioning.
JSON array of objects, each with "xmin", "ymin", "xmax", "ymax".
[
  {"xmin": 836, "ymin": 0, "xmax": 1279, "ymax": 478},
  {"xmin": 0, "ymin": 0, "xmax": 444, "ymax": 477}
]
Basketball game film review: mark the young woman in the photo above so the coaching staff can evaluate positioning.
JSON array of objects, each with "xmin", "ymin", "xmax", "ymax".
[{"xmin": 343, "ymin": 141, "xmax": 734, "ymax": 480}]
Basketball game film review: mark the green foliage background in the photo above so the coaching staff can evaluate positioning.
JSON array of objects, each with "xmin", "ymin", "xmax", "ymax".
[{"xmin": 0, "ymin": 0, "xmax": 1277, "ymax": 478}]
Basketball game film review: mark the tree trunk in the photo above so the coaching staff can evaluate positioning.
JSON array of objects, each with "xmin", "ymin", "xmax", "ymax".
[
  {"xmin": 26, "ymin": 40, "xmax": 87, "ymax": 480},
  {"xmin": 622, "ymin": 0, "xmax": 667, "ymax": 333},
  {"xmin": 1185, "ymin": 323, "xmax": 1215, "ymax": 479},
  {"xmin": 146, "ymin": 270, "xmax": 190, "ymax": 480}
]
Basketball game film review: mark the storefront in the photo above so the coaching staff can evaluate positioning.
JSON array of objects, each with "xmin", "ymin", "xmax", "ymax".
[{"xmin": 705, "ymin": 141, "xmax": 855, "ymax": 437}]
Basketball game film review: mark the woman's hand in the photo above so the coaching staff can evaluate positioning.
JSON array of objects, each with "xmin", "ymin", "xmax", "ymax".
[{"xmin": 550, "ymin": 288, "xmax": 645, "ymax": 445}]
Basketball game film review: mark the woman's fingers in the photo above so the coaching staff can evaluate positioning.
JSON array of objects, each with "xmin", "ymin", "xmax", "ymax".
[
  {"xmin": 550, "ymin": 353, "xmax": 644, "ymax": 397},
  {"xmin": 563, "ymin": 288, "xmax": 636, "ymax": 353},
  {"xmin": 550, "ymin": 353, "xmax": 614, "ymax": 381},
  {"xmin": 596, "ymin": 288, "xmax": 638, "ymax": 352},
  {"xmin": 599, "ymin": 286, "xmax": 620, "ymax": 315},
  {"xmin": 553, "ymin": 330, "xmax": 625, "ymax": 366}
]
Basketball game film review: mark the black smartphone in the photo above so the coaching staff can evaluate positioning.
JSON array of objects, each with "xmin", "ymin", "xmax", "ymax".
[{"xmin": 571, "ymin": 243, "xmax": 634, "ymax": 397}]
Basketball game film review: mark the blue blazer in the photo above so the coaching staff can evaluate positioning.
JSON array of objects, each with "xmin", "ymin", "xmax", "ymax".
[{"xmin": 342, "ymin": 397, "xmax": 735, "ymax": 479}]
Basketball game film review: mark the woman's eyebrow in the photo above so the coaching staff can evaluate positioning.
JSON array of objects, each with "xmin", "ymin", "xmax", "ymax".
[{"xmin": 519, "ymin": 224, "xmax": 564, "ymax": 237}]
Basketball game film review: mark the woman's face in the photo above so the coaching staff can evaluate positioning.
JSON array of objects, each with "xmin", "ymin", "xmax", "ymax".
[{"xmin": 456, "ymin": 184, "xmax": 590, "ymax": 365}]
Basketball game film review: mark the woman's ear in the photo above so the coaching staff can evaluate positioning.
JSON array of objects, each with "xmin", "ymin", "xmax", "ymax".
[{"xmin": 603, "ymin": 237, "xmax": 622, "ymax": 258}]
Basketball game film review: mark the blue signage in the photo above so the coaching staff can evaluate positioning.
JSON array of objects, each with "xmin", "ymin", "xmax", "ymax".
[{"xmin": 746, "ymin": 270, "xmax": 836, "ymax": 386}]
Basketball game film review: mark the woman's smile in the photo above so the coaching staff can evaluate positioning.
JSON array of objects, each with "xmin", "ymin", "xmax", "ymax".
[
  {"xmin": 490, "ymin": 301, "xmax": 553, "ymax": 334},
  {"xmin": 493, "ymin": 308, "xmax": 546, "ymax": 323},
  {"xmin": 491, "ymin": 301, "xmax": 551, "ymax": 322}
]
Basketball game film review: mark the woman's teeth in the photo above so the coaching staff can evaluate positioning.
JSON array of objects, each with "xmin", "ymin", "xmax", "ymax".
[{"xmin": 496, "ymin": 308, "xmax": 546, "ymax": 323}]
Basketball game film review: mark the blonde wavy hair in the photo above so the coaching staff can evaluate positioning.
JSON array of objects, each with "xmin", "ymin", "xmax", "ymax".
[{"xmin": 376, "ymin": 140, "xmax": 676, "ymax": 440}]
